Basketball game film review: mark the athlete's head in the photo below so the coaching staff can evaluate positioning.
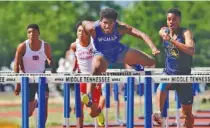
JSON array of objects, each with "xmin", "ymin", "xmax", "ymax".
[
  {"xmin": 166, "ymin": 8, "xmax": 181, "ymax": 32},
  {"xmin": 100, "ymin": 8, "xmax": 118, "ymax": 34},
  {"xmin": 27, "ymin": 24, "xmax": 40, "ymax": 41},
  {"xmin": 76, "ymin": 21, "xmax": 89, "ymax": 41}
]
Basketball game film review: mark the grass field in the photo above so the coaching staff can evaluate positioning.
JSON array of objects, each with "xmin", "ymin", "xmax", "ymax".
[{"xmin": 0, "ymin": 91, "xmax": 210, "ymax": 128}]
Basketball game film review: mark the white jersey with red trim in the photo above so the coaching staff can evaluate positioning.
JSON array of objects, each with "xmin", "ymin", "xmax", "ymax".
[{"xmin": 74, "ymin": 38, "xmax": 94, "ymax": 74}]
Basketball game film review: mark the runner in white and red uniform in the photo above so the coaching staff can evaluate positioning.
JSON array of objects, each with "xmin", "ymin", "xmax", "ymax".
[{"xmin": 66, "ymin": 21, "xmax": 105, "ymax": 127}]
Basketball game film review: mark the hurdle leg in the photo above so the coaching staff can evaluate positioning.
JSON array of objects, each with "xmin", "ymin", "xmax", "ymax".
[
  {"xmin": 144, "ymin": 71, "xmax": 153, "ymax": 128},
  {"xmin": 139, "ymin": 97, "xmax": 142, "ymax": 116},
  {"xmin": 22, "ymin": 77, "xmax": 29, "ymax": 128},
  {"xmin": 113, "ymin": 83, "xmax": 124, "ymax": 125},
  {"xmin": 127, "ymin": 77, "xmax": 134, "ymax": 128},
  {"xmin": 105, "ymin": 83, "xmax": 110, "ymax": 128},
  {"xmin": 124, "ymin": 83, "xmax": 127, "ymax": 122},
  {"xmin": 105, "ymin": 107, "xmax": 108, "ymax": 128},
  {"xmin": 74, "ymin": 83, "xmax": 82, "ymax": 127},
  {"xmin": 137, "ymin": 83, "xmax": 144, "ymax": 117},
  {"xmin": 35, "ymin": 93, "xmax": 38, "ymax": 128},
  {"xmin": 194, "ymin": 83, "xmax": 201, "ymax": 112},
  {"xmin": 64, "ymin": 83, "xmax": 70, "ymax": 128},
  {"xmin": 38, "ymin": 77, "xmax": 46, "ymax": 128},
  {"xmin": 162, "ymin": 91, "xmax": 169, "ymax": 128},
  {"xmin": 175, "ymin": 91, "xmax": 181, "ymax": 128},
  {"xmin": 94, "ymin": 118, "xmax": 98, "ymax": 128},
  {"xmin": 113, "ymin": 83, "xmax": 119, "ymax": 123}
]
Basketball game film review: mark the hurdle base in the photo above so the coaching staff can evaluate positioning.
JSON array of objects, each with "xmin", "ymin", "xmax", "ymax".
[
  {"xmin": 138, "ymin": 116, "xmax": 210, "ymax": 127},
  {"xmin": 116, "ymin": 119, "xmax": 125, "ymax": 126},
  {"xmin": 139, "ymin": 115, "xmax": 210, "ymax": 120},
  {"xmin": 63, "ymin": 122, "xmax": 124, "ymax": 127},
  {"xmin": 168, "ymin": 115, "xmax": 210, "ymax": 119},
  {"xmin": 153, "ymin": 122, "xmax": 210, "ymax": 127}
]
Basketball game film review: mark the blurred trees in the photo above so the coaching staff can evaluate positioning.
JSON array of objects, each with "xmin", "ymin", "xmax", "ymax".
[
  {"xmin": 0, "ymin": 1, "xmax": 210, "ymax": 68},
  {"xmin": 0, "ymin": 1, "xmax": 120, "ymax": 68},
  {"xmin": 122, "ymin": 1, "xmax": 210, "ymax": 67}
]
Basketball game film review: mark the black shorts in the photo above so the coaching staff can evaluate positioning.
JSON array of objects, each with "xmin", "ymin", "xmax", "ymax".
[
  {"xmin": 163, "ymin": 71, "xmax": 194, "ymax": 105},
  {"xmin": 28, "ymin": 83, "xmax": 49, "ymax": 102},
  {"xmin": 168, "ymin": 83, "xmax": 193, "ymax": 105}
]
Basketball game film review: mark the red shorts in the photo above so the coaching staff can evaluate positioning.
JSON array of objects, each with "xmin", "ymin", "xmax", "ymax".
[{"xmin": 80, "ymin": 83, "xmax": 101, "ymax": 103}]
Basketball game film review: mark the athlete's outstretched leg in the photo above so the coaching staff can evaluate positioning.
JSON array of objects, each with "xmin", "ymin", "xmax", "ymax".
[
  {"xmin": 82, "ymin": 55, "xmax": 108, "ymax": 107},
  {"xmin": 123, "ymin": 48, "xmax": 155, "ymax": 66},
  {"xmin": 178, "ymin": 83, "xmax": 194, "ymax": 128}
]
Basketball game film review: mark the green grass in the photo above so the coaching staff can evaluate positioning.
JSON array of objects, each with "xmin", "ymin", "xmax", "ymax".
[
  {"xmin": 0, "ymin": 92, "xmax": 210, "ymax": 127},
  {"xmin": 0, "ymin": 92, "xmax": 21, "ymax": 101}
]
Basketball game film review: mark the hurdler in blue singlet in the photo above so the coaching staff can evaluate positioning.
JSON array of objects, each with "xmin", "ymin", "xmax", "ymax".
[
  {"xmin": 93, "ymin": 21, "xmax": 127, "ymax": 63},
  {"xmin": 164, "ymin": 28, "xmax": 192, "ymax": 75}
]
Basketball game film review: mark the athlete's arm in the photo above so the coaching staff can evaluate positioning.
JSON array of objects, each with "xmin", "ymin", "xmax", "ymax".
[
  {"xmin": 45, "ymin": 43, "xmax": 56, "ymax": 73},
  {"xmin": 14, "ymin": 42, "xmax": 25, "ymax": 96},
  {"xmin": 14, "ymin": 43, "xmax": 25, "ymax": 73},
  {"xmin": 82, "ymin": 20, "xmax": 96, "ymax": 38},
  {"xmin": 67, "ymin": 42, "xmax": 77, "ymax": 71},
  {"xmin": 69, "ymin": 42, "xmax": 76, "ymax": 52},
  {"xmin": 171, "ymin": 29, "xmax": 195, "ymax": 56},
  {"xmin": 117, "ymin": 21, "xmax": 160, "ymax": 55}
]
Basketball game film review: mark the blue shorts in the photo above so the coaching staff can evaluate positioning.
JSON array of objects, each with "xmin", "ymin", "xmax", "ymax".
[{"xmin": 93, "ymin": 44, "xmax": 129, "ymax": 64}]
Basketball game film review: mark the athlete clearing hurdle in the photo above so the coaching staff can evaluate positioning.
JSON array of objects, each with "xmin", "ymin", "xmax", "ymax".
[{"xmin": 81, "ymin": 7, "xmax": 160, "ymax": 120}]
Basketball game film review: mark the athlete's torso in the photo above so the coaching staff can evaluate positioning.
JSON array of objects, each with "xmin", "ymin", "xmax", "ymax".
[
  {"xmin": 92, "ymin": 21, "xmax": 125, "ymax": 62},
  {"xmin": 164, "ymin": 28, "xmax": 192, "ymax": 75},
  {"xmin": 22, "ymin": 40, "xmax": 47, "ymax": 73},
  {"xmin": 75, "ymin": 39, "xmax": 93, "ymax": 74}
]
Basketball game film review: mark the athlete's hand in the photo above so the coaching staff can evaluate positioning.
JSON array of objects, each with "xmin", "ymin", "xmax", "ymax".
[
  {"xmin": 152, "ymin": 47, "xmax": 160, "ymax": 56},
  {"xmin": 159, "ymin": 27, "xmax": 171, "ymax": 41},
  {"xmin": 14, "ymin": 83, "xmax": 21, "ymax": 96},
  {"xmin": 162, "ymin": 34, "xmax": 171, "ymax": 42}
]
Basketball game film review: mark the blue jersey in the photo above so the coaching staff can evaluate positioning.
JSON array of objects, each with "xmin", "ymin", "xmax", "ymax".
[
  {"xmin": 164, "ymin": 28, "xmax": 192, "ymax": 75},
  {"xmin": 93, "ymin": 21, "xmax": 125, "ymax": 63}
]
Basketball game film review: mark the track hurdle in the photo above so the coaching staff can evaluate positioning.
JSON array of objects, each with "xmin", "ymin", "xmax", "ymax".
[
  {"xmin": 113, "ymin": 83, "xmax": 124, "ymax": 125},
  {"xmin": 1, "ymin": 71, "xmax": 210, "ymax": 128},
  {"xmin": 64, "ymin": 83, "xmax": 70, "ymax": 127}
]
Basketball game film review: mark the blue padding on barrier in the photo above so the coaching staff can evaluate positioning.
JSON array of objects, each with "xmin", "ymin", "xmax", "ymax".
[
  {"xmin": 138, "ymin": 83, "xmax": 144, "ymax": 96},
  {"xmin": 124, "ymin": 83, "xmax": 127, "ymax": 101},
  {"xmin": 193, "ymin": 83, "xmax": 201, "ymax": 96},
  {"xmin": 113, "ymin": 83, "xmax": 119, "ymax": 101},
  {"xmin": 38, "ymin": 77, "xmax": 46, "ymax": 128},
  {"xmin": 144, "ymin": 71, "xmax": 152, "ymax": 128},
  {"xmin": 105, "ymin": 83, "xmax": 110, "ymax": 108},
  {"xmin": 127, "ymin": 77, "xmax": 135, "ymax": 128},
  {"xmin": 22, "ymin": 77, "xmax": 29, "ymax": 128},
  {"xmin": 64, "ymin": 83, "xmax": 70, "ymax": 118},
  {"xmin": 75, "ymin": 83, "xmax": 81, "ymax": 118}
]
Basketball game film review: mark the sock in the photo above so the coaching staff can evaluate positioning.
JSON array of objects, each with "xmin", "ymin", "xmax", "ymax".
[
  {"xmin": 86, "ymin": 93, "xmax": 92, "ymax": 107},
  {"xmin": 97, "ymin": 107, "xmax": 102, "ymax": 113}
]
